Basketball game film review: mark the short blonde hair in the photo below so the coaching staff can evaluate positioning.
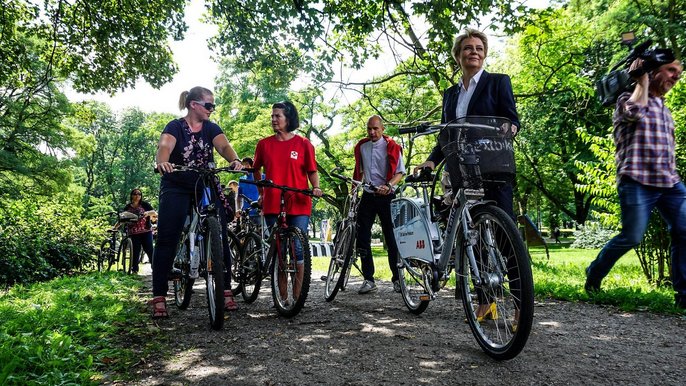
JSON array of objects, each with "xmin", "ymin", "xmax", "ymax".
[{"xmin": 451, "ymin": 28, "xmax": 488, "ymax": 67}]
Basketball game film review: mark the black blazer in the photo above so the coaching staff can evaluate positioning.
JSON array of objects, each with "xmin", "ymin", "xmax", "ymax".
[{"xmin": 428, "ymin": 71, "xmax": 519, "ymax": 165}]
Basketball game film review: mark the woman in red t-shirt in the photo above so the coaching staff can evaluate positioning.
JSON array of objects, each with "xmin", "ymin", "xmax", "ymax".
[{"xmin": 253, "ymin": 101, "xmax": 322, "ymax": 300}]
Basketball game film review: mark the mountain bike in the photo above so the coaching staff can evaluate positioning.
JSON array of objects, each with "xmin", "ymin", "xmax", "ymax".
[
  {"xmin": 323, "ymin": 171, "xmax": 377, "ymax": 302},
  {"xmin": 394, "ymin": 116, "xmax": 534, "ymax": 360},
  {"xmin": 240, "ymin": 179, "xmax": 314, "ymax": 317},
  {"xmin": 169, "ymin": 164, "xmax": 247, "ymax": 330},
  {"xmin": 97, "ymin": 211, "xmax": 138, "ymax": 273},
  {"xmin": 232, "ymin": 194, "xmax": 269, "ymax": 303}
]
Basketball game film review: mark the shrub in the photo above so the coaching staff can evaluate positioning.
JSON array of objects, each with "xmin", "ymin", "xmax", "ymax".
[
  {"xmin": 0, "ymin": 194, "xmax": 104, "ymax": 288},
  {"xmin": 570, "ymin": 223, "xmax": 615, "ymax": 249}
]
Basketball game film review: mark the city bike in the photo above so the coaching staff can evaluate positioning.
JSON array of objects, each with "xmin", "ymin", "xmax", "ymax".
[
  {"xmin": 393, "ymin": 116, "xmax": 534, "ymax": 360},
  {"xmin": 323, "ymin": 171, "xmax": 377, "ymax": 302},
  {"xmin": 239, "ymin": 179, "xmax": 314, "ymax": 317},
  {"xmin": 168, "ymin": 164, "xmax": 247, "ymax": 330},
  {"xmin": 97, "ymin": 211, "xmax": 138, "ymax": 273}
]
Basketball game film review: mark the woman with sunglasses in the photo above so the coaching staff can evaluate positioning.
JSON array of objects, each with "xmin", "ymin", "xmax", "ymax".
[
  {"xmin": 152, "ymin": 86, "xmax": 242, "ymax": 319},
  {"xmin": 123, "ymin": 189, "xmax": 156, "ymax": 274}
]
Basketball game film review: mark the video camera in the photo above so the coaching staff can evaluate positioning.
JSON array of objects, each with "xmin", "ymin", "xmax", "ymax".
[{"xmin": 596, "ymin": 32, "xmax": 675, "ymax": 107}]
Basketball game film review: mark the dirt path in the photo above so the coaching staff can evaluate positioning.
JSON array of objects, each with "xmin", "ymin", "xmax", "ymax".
[{"xmin": 127, "ymin": 265, "xmax": 686, "ymax": 385}]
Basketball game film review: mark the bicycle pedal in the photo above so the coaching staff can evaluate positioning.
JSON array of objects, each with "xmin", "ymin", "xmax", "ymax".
[{"xmin": 419, "ymin": 294, "xmax": 431, "ymax": 301}]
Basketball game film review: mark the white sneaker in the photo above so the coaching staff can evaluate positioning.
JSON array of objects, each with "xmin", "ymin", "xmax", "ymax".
[{"xmin": 358, "ymin": 280, "xmax": 378, "ymax": 294}]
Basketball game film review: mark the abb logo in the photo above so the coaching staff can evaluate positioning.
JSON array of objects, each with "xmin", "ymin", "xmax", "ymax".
[{"xmin": 416, "ymin": 240, "xmax": 426, "ymax": 249}]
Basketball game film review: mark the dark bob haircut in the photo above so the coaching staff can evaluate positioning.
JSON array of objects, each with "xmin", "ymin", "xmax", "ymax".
[{"xmin": 272, "ymin": 101, "xmax": 300, "ymax": 132}]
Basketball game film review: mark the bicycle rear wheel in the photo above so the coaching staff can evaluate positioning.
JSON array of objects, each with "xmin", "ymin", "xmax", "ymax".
[
  {"xmin": 457, "ymin": 205, "xmax": 534, "ymax": 360},
  {"xmin": 398, "ymin": 258, "xmax": 431, "ymax": 315},
  {"xmin": 226, "ymin": 229, "xmax": 243, "ymax": 295},
  {"xmin": 173, "ymin": 237, "xmax": 194, "ymax": 309},
  {"xmin": 324, "ymin": 222, "xmax": 354, "ymax": 302},
  {"xmin": 239, "ymin": 232, "xmax": 263, "ymax": 303},
  {"xmin": 204, "ymin": 216, "xmax": 225, "ymax": 330},
  {"xmin": 271, "ymin": 227, "xmax": 311, "ymax": 317}
]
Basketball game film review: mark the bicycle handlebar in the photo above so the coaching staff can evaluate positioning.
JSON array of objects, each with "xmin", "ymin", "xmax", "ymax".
[
  {"xmin": 329, "ymin": 171, "xmax": 378, "ymax": 192},
  {"xmin": 153, "ymin": 164, "xmax": 254, "ymax": 174},
  {"xmin": 241, "ymin": 179, "xmax": 316, "ymax": 197}
]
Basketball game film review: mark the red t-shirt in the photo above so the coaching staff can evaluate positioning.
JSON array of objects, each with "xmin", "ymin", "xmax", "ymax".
[{"xmin": 253, "ymin": 135, "xmax": 317, "ymax": 215}]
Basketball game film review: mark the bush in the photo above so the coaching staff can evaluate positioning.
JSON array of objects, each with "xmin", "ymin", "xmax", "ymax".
[
  {"xmin": 570, "ymin": 223, "xmax": 615, "ymax": 249},
  {"xmin": 0, "ymin": 195, "xmax": 104, "ymax": 288}
]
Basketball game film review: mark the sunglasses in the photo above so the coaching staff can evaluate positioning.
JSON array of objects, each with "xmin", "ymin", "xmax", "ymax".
[
  {"xmin": 131, "ymin": 192, "xmax": 142, "ymax": 196},
  {"xmin": 193, "ymin": 100, "xmax": 216, "ymax": 111}
]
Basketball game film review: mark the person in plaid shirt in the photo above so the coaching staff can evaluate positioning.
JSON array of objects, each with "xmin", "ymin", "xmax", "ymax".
[{"xmin": 585, "ymin": 55, "xmax": 686, "ymax": 309}]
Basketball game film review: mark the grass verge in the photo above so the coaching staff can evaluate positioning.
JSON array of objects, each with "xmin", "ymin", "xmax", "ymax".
[{"xmin": 0, "ymin": 272, "xmax": 161, "ymax": 385}]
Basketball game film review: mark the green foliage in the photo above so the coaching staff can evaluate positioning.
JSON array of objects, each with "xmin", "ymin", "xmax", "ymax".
[
  {"xmin": 529, "ymin": 246, "xmax": 680, "ymax": 313},
  {"xmin": 0, "ymin": 191, "xmax": 103, "ymax": 287},
  {"xmin": 66, "ymin": 102, "xmax": 171, "ymax": 212},
  {"xmin": 570, "ymin": 223, "xmax": 616, "ymax": 249},
  {"xmin": 507, "ymin": 6, "xmax": 614, "ymax": 224},
  {"xmin": 0, "ymin": 272, "xmax": 156, "ymax": 384}
]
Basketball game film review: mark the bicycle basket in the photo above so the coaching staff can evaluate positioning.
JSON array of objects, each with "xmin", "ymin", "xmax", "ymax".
[
  {"xmin": 118, "ymin": 211, "xmax": 139, "ymax": 223},
  {"xmin": 437, "ymin": 116, "xmax": 515, "ymax": 189}
]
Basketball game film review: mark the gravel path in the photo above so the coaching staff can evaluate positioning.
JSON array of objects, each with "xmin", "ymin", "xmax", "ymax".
[{"xmin": 126, "ymin": 265, "xmax": 686, "ymax": 385}]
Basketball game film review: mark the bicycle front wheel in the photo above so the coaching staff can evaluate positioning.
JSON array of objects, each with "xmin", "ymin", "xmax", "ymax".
[
  {"xmin": 204, "ymin": 217, "xmax": 225, "ymax": 330},
  {"xmin": 457, "ymin": 205, "xmax": 534, "ymax": 360},
  {"xmin": 239, "ymin": 232, "xmax": 263, "ymax": 303},
  {"xmin": 271, "ymin": 226, "xmax": 311, "ymax": 317},
  {"xmin": 97, "ymin": 239, "xmax": 112, "ymax": 272},
  {"xmin": 324, "ymin": 222, "xmax": 354, "ymax": 302}
]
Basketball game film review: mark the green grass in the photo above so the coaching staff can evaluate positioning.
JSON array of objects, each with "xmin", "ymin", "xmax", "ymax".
[
  {"xmin": 0, "ymin": 272, "xmax": 161, "ymax": 385},
  {"xmin": 314, "ymin": 245, "xmax": 685, "ymax": 315}
]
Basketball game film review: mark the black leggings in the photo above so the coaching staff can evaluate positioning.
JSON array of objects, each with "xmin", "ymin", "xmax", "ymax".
[
  {"xmin": 152, "ymin": 186, "xmax": 233, "ymax": 297},
  {"xmin": 129, "ymin": 231, "xmax": 153, "ymax": 273}
]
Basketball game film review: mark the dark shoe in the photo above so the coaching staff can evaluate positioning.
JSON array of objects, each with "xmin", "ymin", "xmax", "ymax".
[
  {"xmin": 320, "ymin": 275, "xmax": 328, "ymax": 282},
  {"xmin": 584, "ymin": 267, "xmax": 601, "ymax": 293},
  {"xmin": 168, "ymin": 268, "xmax": 183, "ymax": 281}
]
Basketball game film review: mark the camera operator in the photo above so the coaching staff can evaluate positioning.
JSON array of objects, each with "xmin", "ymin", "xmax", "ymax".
[{"xmin": 585, "ymin": 55, "xmax": 686, "ymax": 309}]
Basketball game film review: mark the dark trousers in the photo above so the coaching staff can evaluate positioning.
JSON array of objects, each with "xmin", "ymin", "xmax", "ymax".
[
  {"xmin": 129, "ymin": 231, "xmax": 153, "ymax": 273},
  {"xmin": 152, "ymin": 186, "xmax": 233, "ymax": 297},
  {"xmin": 484, "ymin": 181, "xmax": 515, "ymax": 220},
  {"xmin": 355, "ymin": 192, "xmax": 399, "ymax": 283}
]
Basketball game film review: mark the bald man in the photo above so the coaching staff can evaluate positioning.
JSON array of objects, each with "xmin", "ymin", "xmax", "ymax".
[{"xmin": 353, "ymin": 115, "xmax": 406, "ymax": 294}]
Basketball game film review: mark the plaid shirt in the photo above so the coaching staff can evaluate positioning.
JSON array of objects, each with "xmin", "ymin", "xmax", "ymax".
[{"xmin": 613, "ymin": 92, "xmax": 680, "ymax": 188}]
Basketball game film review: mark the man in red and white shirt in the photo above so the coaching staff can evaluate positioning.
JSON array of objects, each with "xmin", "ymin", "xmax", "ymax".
[
  {"xmin": 585, "ymin": 56, "xmax": 686, "ymax": 309},
  {"xmin": 353, "ymin": 115, "xmax": 405, "ymax": 294}
]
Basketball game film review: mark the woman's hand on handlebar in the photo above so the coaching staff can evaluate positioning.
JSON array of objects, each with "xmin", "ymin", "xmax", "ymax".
[
  {"xmin": 229, "ymin": 159, "xmax": 243, "ymax": 170},
  {"xmin": 412, "ymin": 161, "xmax": 435, "ymax": 176},
  {"xmin": 156, "ymin": 161, "xmax": 174, "ymax": 174},
  {"xmin": 312, "ymin": 187, "xmax": 323, "ymax": 197}
]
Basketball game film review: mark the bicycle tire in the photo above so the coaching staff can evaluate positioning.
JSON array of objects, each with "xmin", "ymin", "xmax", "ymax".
[
  {"xmin": 120, "ymin": 237, "xmax": 134, "ymax": 274},
  {"xmin": 271, "ymin": 226, "xmax": 311, "ymax": 317},
  {"xmin": 324, "ymin": 222, "xmax": 355, "ymax": 302},
  {"xmin": 239, "ymin": 232, "xmax": 263, "ymax": 303},
  {"xmin": 398, "ymin": 258, "xmax": 431, "ymax": 315},
  {"xmin": 173, "ymin": 237, "xmax": 194, "ymax": 309},
  {"xmin": 204, "ymin": 216, "xmax": 225, "ymax": 330},
  {"xmin": 226, "ymin": 229, "xmax": 243, "ymax": 295},
  {"xmin": 457, "ymin": 205, "xmax": 534, "ymax": 360},
  {"xmin": 97, "ymin": 239, "xmax": 110, "ymax": 272}
]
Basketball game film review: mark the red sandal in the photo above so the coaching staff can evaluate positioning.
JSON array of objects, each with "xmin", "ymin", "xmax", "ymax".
[
  {"xmin": 224, "ymin": 290, "xmax": 238, "ymax": 311},
  {"xmin": 151, "ymin": 296, "xmax": 168, "ymax": 319}
]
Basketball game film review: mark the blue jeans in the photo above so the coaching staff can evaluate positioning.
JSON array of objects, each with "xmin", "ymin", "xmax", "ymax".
[
  {"xmin": 265, "ymin": 215, "xmax": 309, "ymax": 262},
  {"xmin": 586, "ymin": 178, "xmax": 686, "ymax": 301}
]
